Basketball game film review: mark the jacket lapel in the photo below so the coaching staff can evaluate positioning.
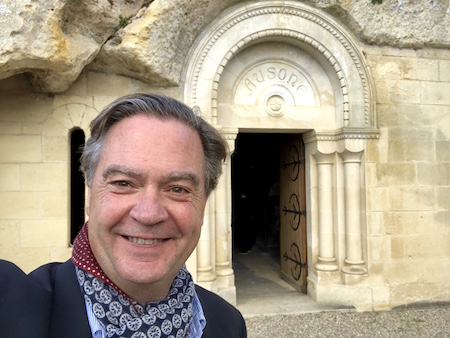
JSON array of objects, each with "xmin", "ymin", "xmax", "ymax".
[{"xmin": 48, "ymin": 260, "xmax": 93, "ymax": 338}]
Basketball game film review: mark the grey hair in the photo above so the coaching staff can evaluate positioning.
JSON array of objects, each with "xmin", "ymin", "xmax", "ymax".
[{"xmin": 80, "ymin": 93, "xmax": 228, "ymax": 197}]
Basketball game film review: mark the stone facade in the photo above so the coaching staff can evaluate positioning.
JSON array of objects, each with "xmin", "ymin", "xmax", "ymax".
[{"xmin": 0, "ymin": 0, "xmax": 449, "ymax": 311}]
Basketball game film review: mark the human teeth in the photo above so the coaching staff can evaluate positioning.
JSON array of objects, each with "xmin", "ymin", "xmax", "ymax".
[{"xmin": 128, "ymin": 237, "xmax": 162, "ymax": 245}]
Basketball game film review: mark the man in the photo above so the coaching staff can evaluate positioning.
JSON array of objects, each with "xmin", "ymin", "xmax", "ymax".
[{"xmin": 0, "ymin": 93, "xmax": 247, "ymax": 338}]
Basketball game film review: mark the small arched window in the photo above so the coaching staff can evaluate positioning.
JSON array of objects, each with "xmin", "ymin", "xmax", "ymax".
[{"xmin": 70, "ymin": 128, "xmax": 86, "ymax": 244}]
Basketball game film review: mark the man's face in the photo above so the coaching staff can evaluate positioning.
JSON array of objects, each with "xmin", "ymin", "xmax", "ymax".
[{"xmin": 86, "ymin": 114, "xmax": 207, "ymax": 301}]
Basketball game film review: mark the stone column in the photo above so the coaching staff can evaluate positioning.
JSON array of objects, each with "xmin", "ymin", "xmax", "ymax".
[
  {"xmin": 341, "ymin": 150, "xmax": 367, "ymax": 275},
  {"xmin": 215, "ymin": 130, "xmax": 237, "ymax": 278},
  {"xmin": 314, "ymin": 152, "xmax": 338, "ymax": 271},
  {"xmin": 215, "ymin": 157, "xmax": 233, "ymax": 277},
  {"xmin": 197, "ymin": 198, "xmax": 215, "ymax": 282}
]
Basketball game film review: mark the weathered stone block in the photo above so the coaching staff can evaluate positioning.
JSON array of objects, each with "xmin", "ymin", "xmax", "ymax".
[
  {"xmin": 436, "ymin": 187, "xmax": 450, "ymax": 211},
  {"xmin": 418, "ymin": 211, "xmax": 450, "ymax": 234},
  {"xmin": 424, "ymin": 259, "xmax": 450, "ymax": 283},
  {"xmin": 385, "ymin": 260, "xmax": 425, "ymax": 284},
  {"xmin": 369, "ymin": 56, "xmax": 402, "ymax": 80},
  {"xmin": 436, "ymin": 141, "xmax": 450, "ymax": 161},
  {"xmin": 20, "ymin": 219, "xmax": 68, "ymax": 248},
  {"xmin": 387, "ymin": 139, "xmax": 435, "ymax": 162},
  {"xmin": 0, "ymin": 122, "xmax": 21, "ymax": 134},
  {"xmin": 21, "ymin": 163, "xmax": 67, "ymax": 191},
  {"xmin": 22, "ymin": 122, "xmax": 43, "ymax": 135},
  {"xmin": 379, "ymin": 104, "xmax": 448, "ymax": 129},
  {"xmin": 390, "ymin": 235, "xmax": 405, "ymax": 259},
  {"xmin": 366, "ymin": 212, "xmax": 385, "ymax": 236},
  {"xmin": 0, "ymin": 135, "xmax": 41, "ymax": 163},
  {"xmin": 389, "ymin": 187, "xmax": 435, "ymax": 212},
  {"xmin": 0, "ymin": 164, "xmax": 20, "ymax": 191},
  {"xmin": 379, "ymin": 80, "xmax": 421, "ymax": 104},
  {"xmin": 87, "ymin": 72, "xmax": 134, "ymax": 97},
  {"xmin": 417, "ymin": 163, "xmax": 450, "ymax": 186},
  {"xmin": 376, "ymin": 104, "xmax": 402, "ymax": 128},
  {"xmin": 366, "ymin": 187, "xmax": 389, "ymax": 212},
  {"xmin": 53, "ymin": 95, "xmax": 94, "ymax": 111},
  {"xmin": 384, "ymin": 212, "xmax": 421, "ymax": 235},
  {"xmin": 371, "ymin": 285, "xmax": 391, "ymax": 311},
  {"xmin": 0, "ymin": 192, "xmax": 41, "ymax": 219},
  {"xmin": 444, "ymin": 235, "xmax": 450, "ymax": 257},
  {"xmin": 388, "ymin": 127, "xmax": 434, "ymax": 140},
  {"xmin": 401, "ymin": 58, "xmax": 439, "ymax": 81},
  {"xmin": 405, "ymin": 234, "xmax": 444, "ymax": 258},
  {"xmin": 390, "ymin": 281, "xmax": 450, "ymax": 308},
  {"xmin": 421, "ymin": 82, "xmax": 450, "ymax": 105},
  {"xmin": 42, "ymin": 192, "xmax": 68, "ymax": 218},
  {"xmin": 0, "ymin": 220, "xmax": 20, "ymax": 248},
  {"xmin": 376, "ymin": 163, "xmax": 415, "ymax": 186},
  {"xmin": 41, "ymin": 135, "xmax": 68, "ymax": 162},
  {"xmin": 368, "ymin": 236, "xmax": 391, "ymax": 261},
  {"xmin": 0, "ymin": 95, "xmax": 52, "ymax": 122}
]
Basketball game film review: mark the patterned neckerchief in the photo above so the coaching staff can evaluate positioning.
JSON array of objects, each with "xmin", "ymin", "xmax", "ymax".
[{"xmin": 72, "ymin": 223, "xmax": 194, "ymax": 338}]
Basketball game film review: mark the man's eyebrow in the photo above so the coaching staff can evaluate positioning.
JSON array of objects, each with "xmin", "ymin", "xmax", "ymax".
[
  {"xmin": 162, "ymin": 172, "xmax": 201, "ymax": 187},
  {"xmin": 102, "ymin": 166, "xmax": 201, "ymax": 187},
  {"xmin": 102, "ymin": 165, "xmax": 147, "ymax": 180}
]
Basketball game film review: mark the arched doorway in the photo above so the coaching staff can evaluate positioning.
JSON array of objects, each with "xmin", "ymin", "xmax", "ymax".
[{"xmin": 184, "ymin": 1, "xmax": 378, "ymax": 308}]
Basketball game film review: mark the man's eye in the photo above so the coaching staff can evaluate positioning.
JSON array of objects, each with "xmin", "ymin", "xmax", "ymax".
[
  {"xmin": 113, "ymin": 181, "xmax": 130, "ymax": 187},
  {"xmin": 171, "ymin": 187, "xmax": 186, "ymax": 194}
]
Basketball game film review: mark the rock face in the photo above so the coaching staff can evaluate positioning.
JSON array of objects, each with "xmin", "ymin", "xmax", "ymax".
[
  {"xmin": 1, "ymin": 0, "xmax": 449, "ymax": 93},
  {"xmin": 0, "ymin": 0, "xmax": 151, "ymax": 92},
  {"xmin": 90, "ymin": 0, "xmax": 242, "ymax": 87}
]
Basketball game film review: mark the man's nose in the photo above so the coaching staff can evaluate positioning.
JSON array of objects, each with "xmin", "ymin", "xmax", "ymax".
[{"xmin": 129, "ymin": 188, "xmax": 168, "ymax": 225}]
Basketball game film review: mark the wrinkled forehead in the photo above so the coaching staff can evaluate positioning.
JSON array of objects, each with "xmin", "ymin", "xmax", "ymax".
[{"xmin": 100, "ymin": 114, "xmax": 206, "ymax": 175}]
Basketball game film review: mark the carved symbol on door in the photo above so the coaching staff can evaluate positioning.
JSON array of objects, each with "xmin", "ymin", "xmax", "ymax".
[
  {"xmin": 282, "ymin": 193, "xmax": 305, "ymax": 231},
  {"xmin": 283, "ymin": 243, "xmax": 307, "ymax": 281},
  {"xmin": 281, "ymin": 145, "xmax": 302, "ymax": 181},
  {"xmin": 280, "ymin": 136, "xmax": 307, "ymax": 293}
]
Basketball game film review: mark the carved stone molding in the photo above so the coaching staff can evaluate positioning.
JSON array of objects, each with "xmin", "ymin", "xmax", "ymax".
[
  {"xmin": 185, "ymin": 1, "xmax": 377, "ymax": 130},
  {"xmin": 303, "ymin": 128, "xmax": 380, "ymax": 144}
]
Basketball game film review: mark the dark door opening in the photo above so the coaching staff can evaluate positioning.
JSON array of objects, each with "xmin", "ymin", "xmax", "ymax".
[
  {"xmin": 232, "ymin": 133, "xmax": 308, "ymax": 306},
  {"xmin": 231, "ymin": 133, "xmax": 282, "ymax": 255}
]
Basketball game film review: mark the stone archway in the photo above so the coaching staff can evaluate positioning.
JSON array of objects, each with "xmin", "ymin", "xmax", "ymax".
[{"xmin": 184, "ymin": 1, "xmax": 379, "ymax": 309}]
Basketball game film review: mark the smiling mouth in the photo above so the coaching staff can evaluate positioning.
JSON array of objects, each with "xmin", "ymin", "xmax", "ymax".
[{"xmin": 127, "ymin": 236, "xmax": 164, "ymax": 245}]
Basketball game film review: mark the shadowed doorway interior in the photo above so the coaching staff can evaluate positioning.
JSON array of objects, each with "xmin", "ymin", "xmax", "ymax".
[{"xmin": 232, "ymin": 133, "xmax": 308, "ymax": 312}]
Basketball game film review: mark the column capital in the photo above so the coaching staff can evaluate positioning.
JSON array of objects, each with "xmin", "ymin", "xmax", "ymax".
[
  {"xmin": 340, "ymin": 149, "xmax": 363, "ymax": 163},
  {"xmin": 304, "ymin": 128, "xmax": 379, "ymax": 154},
  {"xmin": 218, "ymin": 127, "xmax": 238, "ymax": 155},
  {"xmin": 313, "ymin": 151, "xmax": 335, "ymax": 164}
]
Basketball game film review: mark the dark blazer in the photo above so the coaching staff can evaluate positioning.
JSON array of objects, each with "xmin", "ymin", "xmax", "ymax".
[{"xmin": 0, "ymin": 260, "xmax": 246, "ymax": 338}]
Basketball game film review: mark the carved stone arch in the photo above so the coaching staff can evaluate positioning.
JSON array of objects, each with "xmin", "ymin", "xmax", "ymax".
[
  {"xmin": 184, "ymin": 0, "xmax": 377, "ymax": 130},
  {"xmin": 42, "ymin": 103, "xmax": 98, "ymax": 162}
]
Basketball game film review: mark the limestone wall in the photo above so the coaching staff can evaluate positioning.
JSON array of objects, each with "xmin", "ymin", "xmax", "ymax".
[{"xmin": 364, "ymin": 46, "xmax": 450, "ymax": 308}]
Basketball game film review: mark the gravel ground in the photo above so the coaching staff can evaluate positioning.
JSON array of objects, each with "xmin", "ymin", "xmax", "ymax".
[{"xmin": 245, "ymin": 304, "xmax": 450, "ymax": 337}]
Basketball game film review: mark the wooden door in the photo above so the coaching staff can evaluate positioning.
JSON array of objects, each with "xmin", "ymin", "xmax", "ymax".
[{"xmin": 279, "ymin": 136, "xmax": 307, "ymax": 293}]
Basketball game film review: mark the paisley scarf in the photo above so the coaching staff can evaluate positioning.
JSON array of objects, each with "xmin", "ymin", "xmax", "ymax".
[{"xmin": 72, "ymin": 223, "xmax": 194, "ymax": 338}]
